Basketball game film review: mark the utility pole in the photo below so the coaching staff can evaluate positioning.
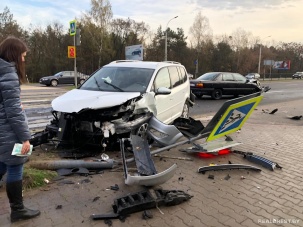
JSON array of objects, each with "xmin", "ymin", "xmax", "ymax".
[{"xmin": 164, "ymin": 16, "xmax": 178, "ymax": 61}]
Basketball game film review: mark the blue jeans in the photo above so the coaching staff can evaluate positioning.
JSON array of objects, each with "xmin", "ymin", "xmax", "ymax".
[{"xmin": 0, "ymin": 162, "xmax": 23, "ymax": 183}]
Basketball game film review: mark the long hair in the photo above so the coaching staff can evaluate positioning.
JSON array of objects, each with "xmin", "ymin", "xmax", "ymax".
[{"xmin": 0, "ymin": 36, "xmax": 29, "ymax": 84}]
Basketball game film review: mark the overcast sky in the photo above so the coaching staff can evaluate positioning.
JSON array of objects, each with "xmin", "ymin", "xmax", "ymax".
[{"xmin": 2, "ymin": 0, "xmax": 303, "ymax": 44}]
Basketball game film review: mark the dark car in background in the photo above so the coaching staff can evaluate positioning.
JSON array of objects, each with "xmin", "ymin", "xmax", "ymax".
[
  {"xmin": 39, "ymin": 71, "xmax": 89, "ymax": 87},
  {"xmin": 292, "ymin": 72, "xmax": 303, "ymax": 79},
  {"xmin": 190, "ymin": 72, "xmax": 262, "ymax": 100}
]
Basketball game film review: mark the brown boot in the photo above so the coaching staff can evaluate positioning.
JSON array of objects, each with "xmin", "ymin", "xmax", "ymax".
[{"xmin": 6, "ymin": 180, "xmax": 40, "ymax": 222}]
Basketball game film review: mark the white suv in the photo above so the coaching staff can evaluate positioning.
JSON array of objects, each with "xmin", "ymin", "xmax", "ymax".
[{"xmin": 49, "ymin": 60, "xmax": 193, "ymax": 149}]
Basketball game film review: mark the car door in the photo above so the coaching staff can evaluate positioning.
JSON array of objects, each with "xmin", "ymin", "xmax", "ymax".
[
  {"xmin": 167, "ymin": 66, "xmax": 186, "ymax": 121},
  {"xmin": 59, "ymin": 71, "xmax": 74, "ymax": 84},
  {"xmin": 153, "ymin": 67, "xmax": 173, "ymax": 124},
  {"xmin": 221, "ymin": 73, "xmax": 238, "ymax": 95}
]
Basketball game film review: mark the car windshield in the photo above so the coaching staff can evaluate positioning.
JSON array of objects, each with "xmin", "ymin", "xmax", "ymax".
[
  {"xmin": 54, "ymin": 72, "xmax": 62, "ymax": 76},
  {"xmin": 196, "ymin": 72, "xmax": 218, "ymax": 81},
  {"xmin": 80, "ymin": 66, "xmax": 154, "ymax": 92}
]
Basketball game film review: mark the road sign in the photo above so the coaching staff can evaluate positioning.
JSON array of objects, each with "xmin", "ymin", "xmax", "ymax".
[
  {"xmin": 207, "ymin": 95, "xmax": 263, "ymax": 141},
  {"xmin": 70, "ymin": 20, "xmax": 76, "ymax": 36},
  {"xmin": 68, "ymin": 46, "xmax": 76, "ymax": 58}
]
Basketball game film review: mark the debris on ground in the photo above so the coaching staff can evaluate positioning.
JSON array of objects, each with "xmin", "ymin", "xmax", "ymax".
[
  {"xmin": 287, "ymin": 115, "xmax": 302, "ymax": 120},
  {"xmin": 142, "ymin": 210, "xmax": 153, "ymax": 220},
  {"xmin": 208, "ymin": 175, "xmax": 215, "ymax": 179},
  {"xmin": 224, "ymin": 174, "xmax": 231, "ymax": 180},
  {"xmin": 91, "ymin": 189, "xmax": 193, "ymax": 221},
  {"xmin": 269, "ymin": 108, "xmax": 278, "ymax": 114}
]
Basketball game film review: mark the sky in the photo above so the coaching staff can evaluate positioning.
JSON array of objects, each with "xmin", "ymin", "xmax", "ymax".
[{"xmin": 1, "ymin": 0, "xmax": 303, "ymax": 44}]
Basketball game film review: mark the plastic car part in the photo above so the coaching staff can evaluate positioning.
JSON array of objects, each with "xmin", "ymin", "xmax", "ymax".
[
  {"xmin": 28, "ymin": 159, "xmax": 114, "ymax": 170},
  {"xmin": 147, "ymin": 116, "xmax": 184, "ymax": 147},
  {"xmin": 131, "ymin": 135, "xmax": 157, "ymax": 176},
  {"xmin": 232, "ymin": 150, "xmax": 283, "ymax": 171},
  {"xmin": 198, "ymin": 164, "xmax": 262, "ymax": 174},
  {"xmin": 91, "ymin": 189, "xmax": 193, "ymax": 220},
  {"xmin": 120, "ymin": 137, "xmax": 177, "ymax": 186},
  {"xmin": 244, "ymin": 154, "xmax": 282, "ymax": 171}
]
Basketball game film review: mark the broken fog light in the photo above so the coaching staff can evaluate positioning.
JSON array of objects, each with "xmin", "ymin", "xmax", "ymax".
[{"xmin": 149, "ymin": 128, "xmax": 169, "ymax": 139}]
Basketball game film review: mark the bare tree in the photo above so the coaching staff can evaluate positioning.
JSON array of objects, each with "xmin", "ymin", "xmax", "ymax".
[
  {"xmin": 81, "ymin": 0, "xmax": 113, "ymax": 68},
  {"xmin": 189, "ymin": 11, "xmax": 213, "ymax": 48}
]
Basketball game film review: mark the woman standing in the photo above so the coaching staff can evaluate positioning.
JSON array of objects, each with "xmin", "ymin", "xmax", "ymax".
[{"xmin": 0, "ymin": 36, "xmax": 40, "ymax": 222}]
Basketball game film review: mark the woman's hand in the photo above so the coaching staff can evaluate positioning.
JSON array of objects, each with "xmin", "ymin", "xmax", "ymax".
[{"xmin": 21, "ymin": 140, "xmax": 31, "ymax": 155}]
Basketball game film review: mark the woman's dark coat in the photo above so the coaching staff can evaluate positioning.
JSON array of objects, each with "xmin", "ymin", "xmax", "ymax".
[{"xmin": 0, "ymin": 58, "xmax": 31, "ymax": 165}]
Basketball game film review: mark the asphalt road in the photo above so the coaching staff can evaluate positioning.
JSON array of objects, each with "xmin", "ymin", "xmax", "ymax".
[{"xmin": 190, "ymin": 80, "xmax": 303, "ymax": 117}]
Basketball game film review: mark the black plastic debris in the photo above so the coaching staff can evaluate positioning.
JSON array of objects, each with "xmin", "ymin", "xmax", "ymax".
[
  {"xmin": 142, "ymin": 210, "xmax": 153, "ymax": 220},
  {"xmin": 269, "ymin": 108, "xmax": 278, "ymax": 114},
  {"xmin": 198, "ymin": 164, "xmax": 261, "ymax": 174},
  {"xmin": 104, "ymin": 219, "xmax": 112, "ymax": 227},
  {"xmin": 244, "ymin": 154, "xmax": 283, "ymax": 171},
  {"xmin": 208, "ymin": 175, "xmax": 214, "ymax": 179},
  {"xmin": 288, "ymin": 115, "xmax": 302, "ymax": 120},
  {"xmin": 55, "ymin": 205, "xmax": 62, "ymax": 209},
  {"xmin": 109, "ymin": 184, "xmax": 119, "ymax": 191},
  {"xmin": 91, "ymin": 189, "xmax": 192, "ymax": 220},
  {"xmin": 224, "ymin": 174, "xmax": 231, "ymax": 180}
]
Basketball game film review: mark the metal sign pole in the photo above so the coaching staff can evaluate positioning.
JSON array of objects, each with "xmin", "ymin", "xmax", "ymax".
[{"xmin": 74, "ymin": 34, "xmax": 77, "ymax": 86}]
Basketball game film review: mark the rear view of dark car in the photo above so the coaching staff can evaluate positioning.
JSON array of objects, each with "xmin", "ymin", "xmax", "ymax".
[{"xmin": 190, "ymin": 72, "xmax": 262, "ymax": 100}]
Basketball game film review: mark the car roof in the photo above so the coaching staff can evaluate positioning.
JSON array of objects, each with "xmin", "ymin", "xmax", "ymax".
[{"xmin": 106, "ymin": 60, "xmax": 183, "ymax": 69}]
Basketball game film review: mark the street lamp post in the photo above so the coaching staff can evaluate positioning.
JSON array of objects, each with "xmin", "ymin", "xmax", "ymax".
[
  {"xmin": 258, "ymin": 36, "xmax": 271, "ymax": 74},
  {"xmin": 165, "ymin": 16, "xmax": 178, "ymax": 61}
]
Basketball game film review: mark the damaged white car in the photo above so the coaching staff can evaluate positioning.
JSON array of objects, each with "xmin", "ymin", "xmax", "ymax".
[{"xmin": 40, "ymin": 61, "xmax": 194, "ymax": 152}]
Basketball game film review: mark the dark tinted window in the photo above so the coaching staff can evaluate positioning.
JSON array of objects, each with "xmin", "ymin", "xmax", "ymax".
[{"xmin": 168, "ymin": 66, "xmax": 181, "ymax": 88}]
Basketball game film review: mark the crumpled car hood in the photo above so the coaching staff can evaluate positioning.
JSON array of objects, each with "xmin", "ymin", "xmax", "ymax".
[{"xmin": 52, "ymin": 89, "xmax": 141, "ymax": 113}]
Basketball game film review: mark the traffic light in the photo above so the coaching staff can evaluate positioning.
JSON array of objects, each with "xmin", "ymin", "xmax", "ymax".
[
  {"xmin": 68, "ymin": 46, "xmax": 76, "ymax": 58},
  {"xmin": 76, "ymin": 28, "xmax": 81, "ymax": 46}
]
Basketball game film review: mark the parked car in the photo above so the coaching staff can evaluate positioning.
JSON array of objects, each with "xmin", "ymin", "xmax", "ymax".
[
  {"xmin": 45, "ymin": 60, "xmax": 194, "ymax": 150},
  {"xmin": 190, "ymin": 72, "xmax": 262, "ymax": 100},
  {"xmin": 292, "ymin": 72, "xmax": 303, "ymax": 79},
  {"xmin": 245, "ymin": 73, "xmax": 260, "ymax": 80},
  {"xmin": 39, "ymin": 71, "xmax": 89, "ymax": 87}
]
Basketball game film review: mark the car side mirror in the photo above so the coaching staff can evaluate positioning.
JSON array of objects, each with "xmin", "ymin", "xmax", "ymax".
[{"xmin": 155, "ymin": 87, "xmax": 171, "ymax": 95}]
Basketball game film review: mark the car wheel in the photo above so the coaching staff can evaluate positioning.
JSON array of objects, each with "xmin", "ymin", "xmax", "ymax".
[
  {"xmin": 51, "ymin": 80, "xmax": 58, "ymax": 87},
  {"xmin": 211, "ymin": 89, "xmax": 222, "ymax": 100},
  {"xmin": 79, "ymin": 79, "xmax": 85, "ymax": 85},
  {"xmin": 181, "ymin": 103, "xmax": 189, "ymax": 118}
]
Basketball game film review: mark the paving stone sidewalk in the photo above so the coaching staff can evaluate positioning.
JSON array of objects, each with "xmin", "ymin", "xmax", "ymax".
[{"xmin": 0, "ymin": 91, "xmax": 303, "ymax": 227}]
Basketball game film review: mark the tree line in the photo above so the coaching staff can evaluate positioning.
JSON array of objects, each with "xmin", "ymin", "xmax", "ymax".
[{"xmin": 1, "ymin": 0, "xmax": 303, "ymax": 83}]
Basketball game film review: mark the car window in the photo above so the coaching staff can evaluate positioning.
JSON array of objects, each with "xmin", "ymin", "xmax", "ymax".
[
  {"xmin": 233, "ymin": 73, "xmax": 246, "ymax": 82},
  {"xmin": 178, "ymin": 67, "xmax": 187, "ymax": 83},
  {"xmin": 196, "ymin": 72, "xmax": 219, "ymax": 80},
  {"xmin": 168, "ymin": 66, "xmax": 181, "ymax": 88},
  {"xmin": 154, "ymin": 67, "xmax": 171, "ymax": 90},
  {"xmin": 80, "ymin": 67, "xmax": 154, "ymax": 92},
  {"xmin": 222, "ymin": 73, "xmax": 234, "ymax": 81},
  {"xmin": 214, "ymin": 74, "xmax": 223, "ymax": 81}
]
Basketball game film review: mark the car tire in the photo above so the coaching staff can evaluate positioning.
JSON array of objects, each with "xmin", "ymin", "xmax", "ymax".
[
  {"xmin": 181, "ymin": 103, "xmax": 189, "ymax": 118},
  {"xmin": 211, "ymin": 89, "xmax": 222, "ymax": 100},
  {"xmin": 51, "ymin": 80, "xmax": 58, "ymax": 87}
]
